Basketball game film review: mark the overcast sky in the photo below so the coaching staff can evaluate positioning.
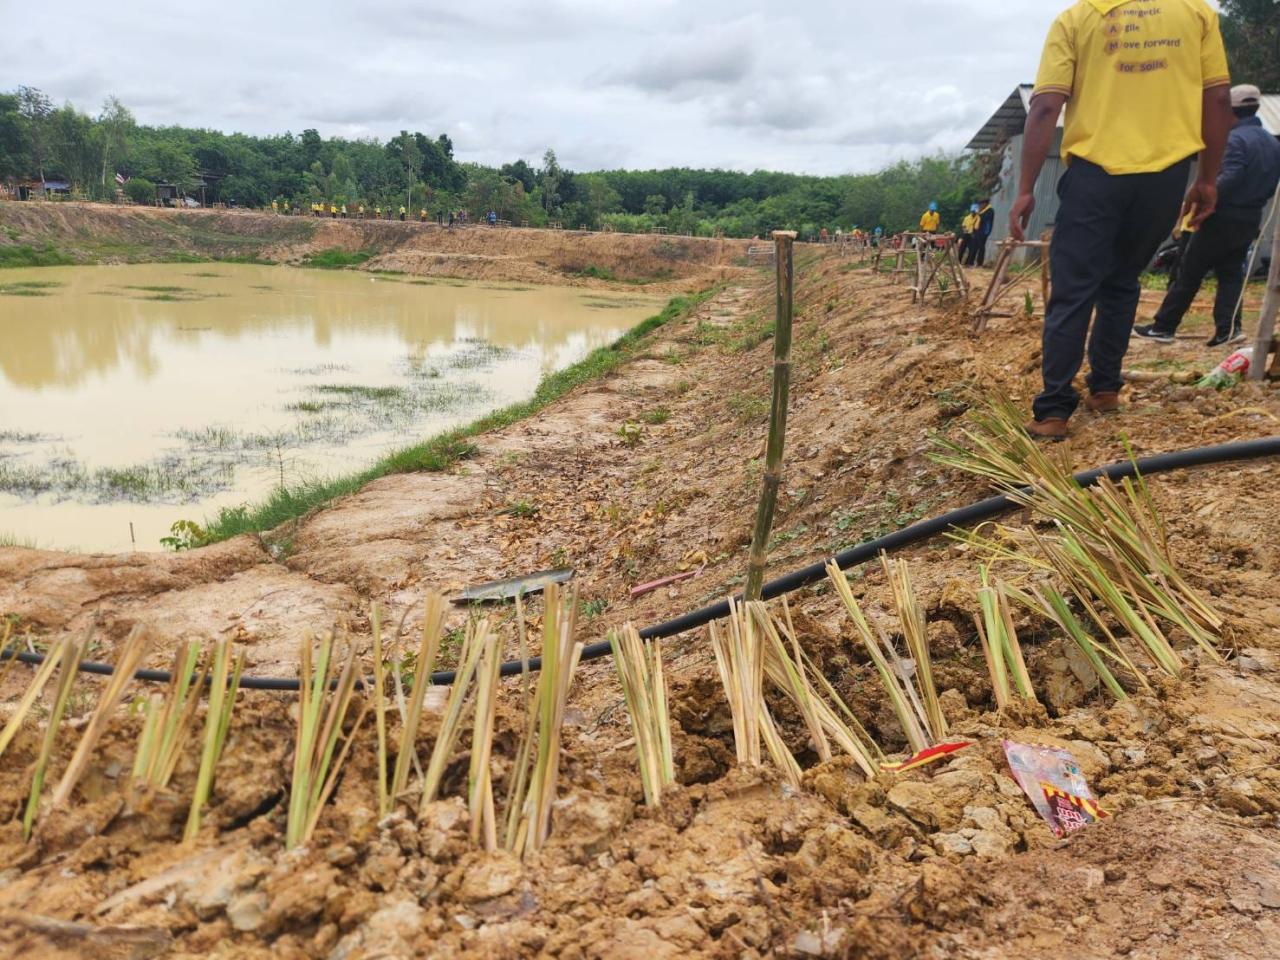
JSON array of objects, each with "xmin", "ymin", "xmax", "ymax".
[{"xmin": 1, "ymin": 1, "xmax": 1121, "ymax": 175}]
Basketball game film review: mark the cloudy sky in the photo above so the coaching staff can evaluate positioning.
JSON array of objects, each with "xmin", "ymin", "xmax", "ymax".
[{"xmin": 5, "ymin": 1, "xmax": 1086, "ymax": 174}]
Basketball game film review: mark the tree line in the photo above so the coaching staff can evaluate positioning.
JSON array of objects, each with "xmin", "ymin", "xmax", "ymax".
[{"xmin": 0, "ymin": 86, "xmax": 996, "ymax": 237}]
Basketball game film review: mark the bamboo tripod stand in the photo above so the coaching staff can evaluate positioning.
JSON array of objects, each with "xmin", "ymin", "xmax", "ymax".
[
  {"xmin": 901, "ymin": 233, "xmax": 969, "ymax": 305},
  {"xmin": 973, "ymin": 234, "xmax": 1054, "ymax": 334}
]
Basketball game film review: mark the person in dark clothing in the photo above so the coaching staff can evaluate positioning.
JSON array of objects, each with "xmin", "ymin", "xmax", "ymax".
[
  {"xmin": 1134, "ymin": 84, "xmax": 1280, "ymax": 347},
  {"xmin": 973, "ymin": 200, "xmax": 995, "ymax": 267},
  {"xmin": 1012, "ymin": 0, "xmax": 1234, "ymax": 440}
]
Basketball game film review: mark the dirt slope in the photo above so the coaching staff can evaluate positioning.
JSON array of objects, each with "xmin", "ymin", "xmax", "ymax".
[
  {"xmin": 0, "ymin": 203, "xmax": 752, "ymax": 290},
  {"xmin": 1, "ymin": 247, "xmax": 1279, "ymax": 958}
]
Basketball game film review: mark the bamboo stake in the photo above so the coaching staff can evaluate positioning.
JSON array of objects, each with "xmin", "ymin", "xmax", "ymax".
[
  {"xmin": 744, "ymin": 229, "xmax": 797, "ymax": 602},
  {"xmin": 1248, "ymin": 201, "xmax": 1280, "ymax": 381}
]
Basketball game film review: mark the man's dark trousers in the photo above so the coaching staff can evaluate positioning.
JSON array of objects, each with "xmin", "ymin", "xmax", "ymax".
[
  {"xmin": 1150, "ymin": 214, "xmax": 1258, "ymax": 338},
  {"xmin": 1034, "ymin": 157, "xmax": 1190, "ymax": 422}
]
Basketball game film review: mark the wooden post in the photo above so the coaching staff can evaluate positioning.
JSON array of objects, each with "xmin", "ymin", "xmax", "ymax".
[
  {"xmin": 1248, "ymin": 210, "xmax": 1280, "ymax": 381},
  {"xmin": 744, "ymin": 230, "xmax": 797, "ymax": 601}
]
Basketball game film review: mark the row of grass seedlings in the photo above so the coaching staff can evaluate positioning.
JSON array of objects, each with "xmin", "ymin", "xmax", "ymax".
[
  {"xmin": 0, "ymin": 633, "xmax": 74, "ymax": 763},
  {"xmin": 608, "ymin": 624, "xmax": 675, "ymax": 806},
  {"xmin": 974, "ymin": 566, "xmax": 1038, "ymax": 711},
  {"xmin": 826, "ymin": 562, "xmax": 932, "ymax": 756},
  {"xmin": 1004, "ymin": 582, "xmax": 1134, "ymax": 701},
  {"xmin": 286, "ymin": 632, "xmax": 367, "ymax": 850},
  {"xmin": 184, "ymin": 639, "xmax": 246, "ymax": 844},
  {"xmin": 882, "ymin": 554, "xmax": 947, "ymax": 741},
  {"xmin": 22, "ymin": 633, "xmax": 87, "ymax": 839},
  {"xmin": 131, "ymin": 640, "xmax": 203, "ymax": 802},
  {"xmin": 935, "ymin": 395, "xmax": 1222, "ymax": 662},
  {"xmin": 51, "ymin": 627, "xmax": 151, "ymax": 811},
  {"xmin": 708, "ymin": 599, "xmax": 763, "ymax": 768},
  {"xmin": 753, "ymin": 599, "xmax": 883, "ymax": 777},
  {"xmin": 506, "ymin": 584, "xmax": 583, "ymax": 858},
  {"xmin": 468, "ymin": 629, "xmax": 503, "ymax": 850},
  {"xmin": 418, "ymin": 617, "xmax": 489, "ymax": 813},
  {"xmin": 388, "ymin": 594, "xmax": 447, "ymax": 810}
]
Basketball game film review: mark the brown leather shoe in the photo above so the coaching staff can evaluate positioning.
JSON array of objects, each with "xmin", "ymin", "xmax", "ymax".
[
  {"xmin": 1085, "ymin": 391, "xmax": 1120, "ymax": 413},
  {"xmin": 1027, "ymin": 417, "xmax": 1070, "ymax": 440}
]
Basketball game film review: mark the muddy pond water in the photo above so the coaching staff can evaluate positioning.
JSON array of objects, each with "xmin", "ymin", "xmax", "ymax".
[{"xmin": 0, "ymin": 264, "xmax": 659, "ymax": 552}]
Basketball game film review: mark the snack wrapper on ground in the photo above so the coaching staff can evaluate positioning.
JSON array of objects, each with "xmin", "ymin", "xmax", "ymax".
[
  {"xmin": 1003, "ymin": 740, "xmax": 1109, "ymax": 838},
  {"xmin": 1197, "ymin": 347, "xmax": 1253, "ymax": 389}
]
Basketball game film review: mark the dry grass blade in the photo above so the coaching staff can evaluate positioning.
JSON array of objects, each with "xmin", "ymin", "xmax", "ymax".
[
  {"xmin": 52, "ymin": 627, "xmax": 150, "ymax": 808},
  {"xmin": 826, "ymin": 562, "xmax": 931, "ymax": 755},
  {"xmin": 0, "ymin": 637, "xmax": 69, "ymax": 762},
  {"xmin": 23, "ymin": 633, "xmax": 86, "ymax": 840},
  {"xmin": 389, "ymin": 593, "xmax": 446, "ymax": 808},
  {"xmin": 709, "ymin": 599, "xmax": 763, "ymax": 767},
  {"xmin": 507, "ymin": 584, "xmax": 583, "ymax": 858},
  {"xmin": 609, "ymin": 624, "xmax": 676, "ymax": 806},
  {"xmin": 882, "ymin": 555, "xmax": 947, "ymax": 740},
  {"xmin": 183, "ymin": 639, "xmax": 245, "ymax": 844},
  {"xmin": 468, "ymin": 632, "xmax": 502, "ymax": 849},
  {"xmin": 287, "ymin": 632, "xmax": 367, "ymax": 850}
]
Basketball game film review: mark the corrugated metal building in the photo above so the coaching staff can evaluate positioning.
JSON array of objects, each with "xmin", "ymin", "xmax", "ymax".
[{"xmin": 967, "ymin": 85, "xmax": 1279, "ymax": 265}]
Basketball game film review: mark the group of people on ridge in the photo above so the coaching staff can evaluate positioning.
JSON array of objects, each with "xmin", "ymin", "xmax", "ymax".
[{"xmin": 916, "ymin": 200, "xmax": 995, "ymax": 266}]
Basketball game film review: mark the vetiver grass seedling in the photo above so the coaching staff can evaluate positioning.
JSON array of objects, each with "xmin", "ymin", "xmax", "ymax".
[
  {"xmin": 973, "ymin": 567, "xmax": 1037, "ymax": 711},
  {"xmin": 389, "ymin": 595, "xmax": 446, "ymax": 808},
  {"xmin": 286, "ymin": 633, "xmax": 367, "ymax": 849},
  {"xmin": 184, "ymin": 639, "xmax": 245, "ymax": 844},
  {"xmin": 608, "ymin": 624, "xmax": 675, "ymax": 806},
  {"xmin": 882, "ymin": 555, "xmax": 947, "ymax": 741},
  {"xmin": 131, "ymin": 641, "xmax": 204, "ymax": 800},
  {"xmin": 23, "ymin": 633, "xmax": 87, "ymax": 840}
]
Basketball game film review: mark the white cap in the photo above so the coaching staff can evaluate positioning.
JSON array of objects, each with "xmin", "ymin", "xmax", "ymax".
[{"xmin": 1231, "ymin": 84, "xmax": 1262, "ymax": 109}]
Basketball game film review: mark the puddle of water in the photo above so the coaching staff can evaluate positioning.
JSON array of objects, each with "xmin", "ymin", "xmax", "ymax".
[{"xmin": 0, "ymin": 263, "xmax": 659, "ymax": 552}]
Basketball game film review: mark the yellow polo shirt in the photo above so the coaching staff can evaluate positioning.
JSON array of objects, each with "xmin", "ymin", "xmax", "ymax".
[
  {"xmin": 1032, "ymin": 0, "xmax": 1230, "ymax": 175},
  {"xmin": 920, "ymin": 211, "xmax": 940, "ymax": 232}
]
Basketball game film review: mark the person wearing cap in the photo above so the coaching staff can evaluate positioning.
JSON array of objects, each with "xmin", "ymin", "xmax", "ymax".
[
  {"xmin": 973, "ymin": 199, "xmax": 995, "ymax": 266},
  {"xmin": 1134, "ymin": 84, "xmax": 1280, "ymax": 348},
  {"xmin": 1012, "ymin": 0, "xmax": 1235, "ymax": 440},
  {"xmin": 919, "ymin": 202, "xmax": 941, "ymax": 234}
]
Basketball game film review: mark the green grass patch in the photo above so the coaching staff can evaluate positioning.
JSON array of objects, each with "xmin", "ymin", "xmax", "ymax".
[
  {"xmin": 0, "ymin": 280, "xmax": 62, "ymax": 296},
  {"xmin": 194, "ymin": 287, "xmax": 717, "ymax": 544},
  {"xmin": 0, "ymin": 243, "xmax": 75, "ymax": 268},
  {"xmin": 303, "ymin": 248, "xmax": 375, "ymax": 269},
  {"xmin": 578, "ymin": 264, "xmax": 621, "ymax": 282}
]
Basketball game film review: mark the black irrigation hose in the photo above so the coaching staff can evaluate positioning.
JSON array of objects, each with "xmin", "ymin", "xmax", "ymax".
[{"xmin": 4, "ymin": 436, "xmax": 1279, "ymax": 691}]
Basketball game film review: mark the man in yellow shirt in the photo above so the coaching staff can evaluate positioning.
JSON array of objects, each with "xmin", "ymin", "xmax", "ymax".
[
  {"xmin": 959, "ymin": 205, "xmax": 980, "ymax": 264},
  {"xmin": 919, "ymin": 202, "xmax": 941, "ymax": 233},
  {"xmin": 1011, "ymin": 0, "xmax": 1233, "ymax": 439}
]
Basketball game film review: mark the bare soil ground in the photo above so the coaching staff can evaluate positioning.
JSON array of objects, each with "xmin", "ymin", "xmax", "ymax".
[{"xmin": 1, "ymin": 239, "xmax": 1279, "ymax": 958}]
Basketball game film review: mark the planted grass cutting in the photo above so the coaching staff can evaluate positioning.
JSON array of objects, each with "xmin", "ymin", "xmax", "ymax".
[{"xmin": 0, "ymin": 263, "xmax": 664, "ymax": 550}]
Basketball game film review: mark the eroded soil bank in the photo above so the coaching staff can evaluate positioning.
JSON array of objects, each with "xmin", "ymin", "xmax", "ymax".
[
  {"xmin": 0, "ymin": 240, "xmax": 1278, "ymax": 958},
  {"xmin": 0, "ymin": 203, "xmax": 752, "ymax": 290}
]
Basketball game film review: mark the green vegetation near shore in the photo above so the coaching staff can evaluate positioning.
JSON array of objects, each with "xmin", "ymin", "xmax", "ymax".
[{"xmin": 191, "ymin": 288, "xmax": 714, "ymax": 545}]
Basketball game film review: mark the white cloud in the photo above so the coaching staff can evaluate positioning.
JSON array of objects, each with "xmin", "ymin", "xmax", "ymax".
[{"xmin": 0, "ymin": 0, "xmax": 1065, "ymax": 174}]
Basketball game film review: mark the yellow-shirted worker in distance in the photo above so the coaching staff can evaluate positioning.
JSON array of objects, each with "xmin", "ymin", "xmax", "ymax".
[
  {"xmin": 271, "ymin": 199, "xmax": 278, "ymax": 214},
  {"xmin": 1011, "ymin": 0, "xmax": 1233, "ymax": 440},
  {"xmin": 358, "ymin": 204, "xmax": 365, "ymax": 219},
  {"xmin": 919, "ymin": 202, "xmax": 940, "ymax": 233},
  {"xmin": 375, "ymin": 206, "xmax": 382, "ymax": 220},
  {"xmin": 399, "ymin": 205, "xmax": 407, "ymax": 222}
]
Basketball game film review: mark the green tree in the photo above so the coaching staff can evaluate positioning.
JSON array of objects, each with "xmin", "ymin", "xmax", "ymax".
[
  {"xmin": 123, "ymin": 176, "xmax": 154, "ymax": 205},
  {"xmin": 96, "ymin": 96, "xmax": 135, "ymax": 192},
  {"xmin": 16, "ymin": 86, "xmax": 53, "ymax": 189},
  {"xmin": 1220, "ymin": 0, "xmax": 1280, "ymax": 90}
]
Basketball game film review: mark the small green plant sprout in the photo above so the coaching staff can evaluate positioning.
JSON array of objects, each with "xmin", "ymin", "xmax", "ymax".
[
  {"xmin": 131, "ymin": 641, "xmax": 204, "ymax": 799},
  {"xmin": 973, "ymin": 567, "xmax": 1038, "ymax": 711},
  {"xmin": 286, "ymin": 632, "xmax": 367, "ymax": 850},
  {"xmin": 24, "ymin": 633, "xmax": 88, "ymax": 840},
  {"xmin": 608, "ymin": 625, "xmax": 675, "ymax": 807},
  {"xmin": 506, "ymin": 584, "xmax": 583, "ymax": 858},
  {"xmin": 53, "ymin": 628, "xmax": 151, "ymax": 810},
  {"xmin": 1023, "ymin": 290, "xmax": 1035, "ymax": 317},
  {"xmin": 618, "ymin": 422, "xmax": 644, "ymax": 448},
  {"xmin": 184, "ymin": 638, "xmax": 245, "ymax": 843},
  {"xmin": 827, "ymin": 562, "xmax": 932, "ymax": 756},
  {"xmin": 160, "ymin": 519, "xmax": 207, "ymax": 551},
  {"xmin": 640, "ymin": 407, "xmax": 671, "ymax": 425}
]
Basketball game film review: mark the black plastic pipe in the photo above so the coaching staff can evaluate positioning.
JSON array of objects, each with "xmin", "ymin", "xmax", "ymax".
[{"xmin": 4, "ymin": 436, "xmax": 1278, "ymax": 691}]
